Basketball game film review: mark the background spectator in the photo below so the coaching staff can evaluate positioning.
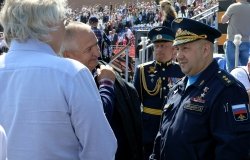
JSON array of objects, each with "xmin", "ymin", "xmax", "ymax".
[
  {"xmin": 221, "ymin": 0, "xmax": 250, "ymax": 72},
  {"xmin": 230, "ymin": 59, "xmax": 250, "ymax": 103},
  {"xmin": 160, "ymin": 0, "xmax": 177, "ymax": 28}
]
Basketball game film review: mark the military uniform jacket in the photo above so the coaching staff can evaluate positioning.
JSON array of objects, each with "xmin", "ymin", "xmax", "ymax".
[
  {"xmin": 133, "ymin": 60, "xmax": 184, "ymax": 144},
  {"xmin": 151, "ymin": 60, "xmax": 250, "ymax": 160}
]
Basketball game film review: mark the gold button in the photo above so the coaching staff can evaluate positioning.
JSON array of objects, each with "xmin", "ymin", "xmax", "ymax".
[
  {"xmin": 162, "ymin": 77, "xmax": 166, "ymax": 80},
  {"xmin": 162, "ymin": 68, "xmax": 165, "ymax": 71},
  {"xmin": 163, "ymin": 87, "xmax": 166, "ymax": 90}
]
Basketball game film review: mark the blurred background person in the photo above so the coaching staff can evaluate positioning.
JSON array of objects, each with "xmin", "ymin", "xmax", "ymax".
[
  {"xmin": 221, "ymin": 0, "xmax": 250, "ymax": 72},
  {"xmin": 0, "ymin": 0, "xmax": 117, "ymax": 159},
  {"xmin": 160, "ymin": 0, "xmax": 177, "ymax": 28},
  {"xmin": 180, "ymin": 2, "xmax": 187, "ymax": 17},
  {"xmin": 231, "ymin": 59, "xmax": 250, "ymax": 103}
]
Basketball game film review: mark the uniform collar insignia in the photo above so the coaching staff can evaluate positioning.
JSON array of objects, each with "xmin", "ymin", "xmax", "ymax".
[
  {"xmin": 166, "ymin": 61, "xmax": 173, "ymax": 66},
  {"xmin": 156, "ymin": 61, "xmax": 162, "ymax": 66},
  {"xmin": 156, "ymin": 61, "xmax": 172, "ymax": 66}
]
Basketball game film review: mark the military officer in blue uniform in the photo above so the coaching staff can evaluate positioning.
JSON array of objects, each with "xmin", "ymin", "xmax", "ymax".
[
  {"xmin": 133, "ymin": 26, "xmax": 184, "ymax": 160},
  {"xmin": 150, "ymin": 18, "xmax": 250, "ymax": 160}
]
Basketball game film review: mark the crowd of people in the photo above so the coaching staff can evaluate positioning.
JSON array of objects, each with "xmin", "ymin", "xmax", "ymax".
[
  {"xmin": 0, "ymin": 0, "xmax": 218, "ymax": 56},
  {"xmin": 0, "ymin": 0, "xmax": 250, "ymax": 160}
]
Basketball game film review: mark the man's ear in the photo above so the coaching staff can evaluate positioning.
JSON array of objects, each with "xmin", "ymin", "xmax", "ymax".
[{"xmin": 202, "ymin": 41, "xmax": 211, "ymax": 57}]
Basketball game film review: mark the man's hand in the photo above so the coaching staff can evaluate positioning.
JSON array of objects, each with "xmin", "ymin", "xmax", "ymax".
[{"xmin": 97, "ymin": 64, "xmax": 116, "ymax": 83}]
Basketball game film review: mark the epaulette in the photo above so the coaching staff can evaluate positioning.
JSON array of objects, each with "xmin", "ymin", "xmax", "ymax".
[
  {"xmin": 139, "ymin": 61, "xmax": 154, "ymax": 68},
  {"xmin": 216, "ymin": 70, "xmax": 235, "ymax": 86}
]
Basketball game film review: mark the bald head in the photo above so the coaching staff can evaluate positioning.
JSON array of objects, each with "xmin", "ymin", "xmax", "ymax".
[
  {"xmin": 61, "ymin": 21, "xmax": 100, "ymax": 71},
  {"xmin": 62, "ymin": 21, "xmax": 93, "ymax": 52}
]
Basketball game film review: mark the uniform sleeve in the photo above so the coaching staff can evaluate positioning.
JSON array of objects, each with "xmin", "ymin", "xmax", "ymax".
[
  {"xmin": 133, "ymin": 66, "xmax": 142, "ymax": 101},
  {"xmin": 66, "ymin": 68, "xmax": 117, "ymax": 160},
  {"xmin": 98, "ymin": 79, "xmax": 115, "ymax": 122},
  {"xmin": 210, "ymin": 84, "xmax": 250, "ymax": 160}
]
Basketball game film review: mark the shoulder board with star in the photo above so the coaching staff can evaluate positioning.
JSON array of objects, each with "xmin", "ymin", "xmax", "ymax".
[{"xmin": 216, "ymin": 69, "xmax": 235, "ymax": 86}]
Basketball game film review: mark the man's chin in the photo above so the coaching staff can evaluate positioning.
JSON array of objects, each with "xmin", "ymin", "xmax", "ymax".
[{"xmin": 88, "ymin": 62, "xmax": 98, "ymax": 71}]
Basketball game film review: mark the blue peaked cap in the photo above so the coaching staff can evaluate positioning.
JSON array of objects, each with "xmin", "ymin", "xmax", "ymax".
[
  {"xmin": 171, "ymin": 18, "xmax": 221, "ymax": 46},
  {"xmin": 148, "ymin": 26, "xmax": 175, "ymax": 43}
]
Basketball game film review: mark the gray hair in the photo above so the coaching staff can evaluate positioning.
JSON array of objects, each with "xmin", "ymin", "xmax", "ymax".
[
  {"xmin": 59, "ymin": 21, "xmax": 92, "ymax": 56},
  {"xmin": 0, "ymin": 0, "xmax": 68, "ymax": 45}
]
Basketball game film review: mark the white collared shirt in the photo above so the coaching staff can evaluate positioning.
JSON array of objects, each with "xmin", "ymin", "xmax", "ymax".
[{"xmin": 0, "ymin": 39, "xmax": 117, "ymax": 160}]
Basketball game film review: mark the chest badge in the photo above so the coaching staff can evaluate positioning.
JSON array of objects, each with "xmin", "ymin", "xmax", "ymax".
[
  {"xmin": 148, "ymin": 66, "xmax": 156, "ymax": 74},
  {"xmin": 149, "ymin": 74, "xmax": 156, "ymax": 83},
  {"xmin": 185, "ymin": 87, "xmax": 210, "ymax": 113},
  {"xmin": 190, "ymin": 96, "xmax": 205, "ymax": 104}
]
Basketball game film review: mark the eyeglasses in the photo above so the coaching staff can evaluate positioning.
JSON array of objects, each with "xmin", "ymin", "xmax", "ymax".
[{"xmin": 81, "ymin": 42, "xmax": 99, "ymax": 54}]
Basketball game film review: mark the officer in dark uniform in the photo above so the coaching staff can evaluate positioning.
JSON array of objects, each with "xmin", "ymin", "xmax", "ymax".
[
  {"xmin": 133, "ymin": 26, "xmax": 184, "ymax": 160},
  {"xmin": 150, "ymin": 18, "xmax": 250, "ymax": 160}
]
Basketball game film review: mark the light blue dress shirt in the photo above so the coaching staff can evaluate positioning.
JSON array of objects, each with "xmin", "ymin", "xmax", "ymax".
[
  {"xmin": 186, "ymin": 74, "xmax": 200, "ymax": 89},
  {"xmin": 0, "ymin": 39, "xmax": 117, "ymax": 160},
  {"xmin": 0, "ymin": 125, "xmax": 7, "ymax": 160}
]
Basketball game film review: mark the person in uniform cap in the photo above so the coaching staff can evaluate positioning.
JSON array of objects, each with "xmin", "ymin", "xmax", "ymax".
[
  {"xmin": 133, "ymin": 26, "xmax": 184, "ymax": 160},
  {"xmin": 150, "ymin": 18, "xmax": 250, "ymax": 160}
]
